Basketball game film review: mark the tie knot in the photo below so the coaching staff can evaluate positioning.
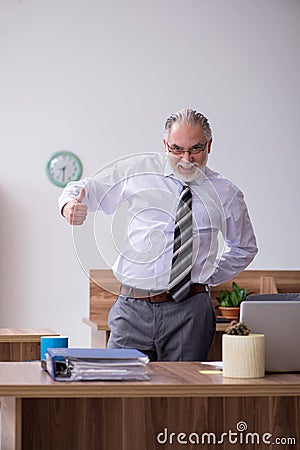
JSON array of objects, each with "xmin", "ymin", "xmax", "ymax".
[{"xmin": 179, "ymin": 185, "xmax": 192, "ymax": 204}]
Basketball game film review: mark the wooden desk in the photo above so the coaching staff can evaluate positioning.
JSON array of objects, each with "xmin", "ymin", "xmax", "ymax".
[
  {"xmin": 1, "ymin": 362, "xmax": 299, "ymax": 450},
  {"xmin": 0, "ymin": 329, "xmax": 59, "ymax": 362}
]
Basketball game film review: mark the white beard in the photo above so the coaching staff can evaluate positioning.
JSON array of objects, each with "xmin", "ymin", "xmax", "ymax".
[{"xmin": 172, "ymin": 156, "xmax": 207, "ymax": 183}]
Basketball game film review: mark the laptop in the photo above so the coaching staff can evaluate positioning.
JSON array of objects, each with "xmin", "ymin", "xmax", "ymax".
[{"xmin": 239, "ymin": 300, "xmax": 300, "ymax": 372}]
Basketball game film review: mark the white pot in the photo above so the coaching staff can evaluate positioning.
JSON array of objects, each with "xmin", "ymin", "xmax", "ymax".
[{"xmin": 222, "ymin": 334, "xmax": 265, "ymax": 378}]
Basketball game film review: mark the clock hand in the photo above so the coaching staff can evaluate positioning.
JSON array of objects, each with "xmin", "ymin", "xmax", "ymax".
[
  {"xmin": 58, "ymin": 166, "xmax": 67, "ymax": 181},
  {"xmin": 61, "ymin": 166, "xmax": 66, "ymax": 182}
]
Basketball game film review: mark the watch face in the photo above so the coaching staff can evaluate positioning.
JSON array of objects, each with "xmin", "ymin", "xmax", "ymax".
[{"xmin": 46, "ymin": 151, "xmax": 82, "ymax": 187}]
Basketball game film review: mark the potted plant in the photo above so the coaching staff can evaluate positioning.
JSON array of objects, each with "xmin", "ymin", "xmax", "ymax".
[
  {"xmin": 216, "ymin": 282, "xmax": 248, "ymax": 320},
  {"xmin": 222, "ymin": 321, "xmax": 265, "ymax": 378}
]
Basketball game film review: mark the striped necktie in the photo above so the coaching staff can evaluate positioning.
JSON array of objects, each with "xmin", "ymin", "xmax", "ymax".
[{"xmin": 168, "ymin": 185, "xmax": 193, "ymax": 302}]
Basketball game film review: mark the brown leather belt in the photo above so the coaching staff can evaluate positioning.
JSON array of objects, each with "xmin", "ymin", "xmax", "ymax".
[{"xmin": 119, "ymin": 283, "xmax": 208, "ymax": 303}]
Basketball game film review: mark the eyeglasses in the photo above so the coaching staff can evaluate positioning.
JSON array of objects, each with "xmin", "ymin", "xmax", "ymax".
[{"xmin": 166, "ymin": 142, "xmax": 207, "ymax": 155}]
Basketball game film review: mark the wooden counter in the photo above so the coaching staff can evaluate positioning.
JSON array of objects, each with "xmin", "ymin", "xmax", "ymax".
[
  {"xmin": 1, "ymin": 361, "xmax": 299, "ymax": 449},
  {"xmin": 0, "ymin": 328, "xmax": 59, "ymax": 362}
]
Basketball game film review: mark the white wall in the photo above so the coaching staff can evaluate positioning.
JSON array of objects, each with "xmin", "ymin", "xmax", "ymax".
[{"xmin": 1, "ymin": 0, "xmax": 299, "ymax": 346}]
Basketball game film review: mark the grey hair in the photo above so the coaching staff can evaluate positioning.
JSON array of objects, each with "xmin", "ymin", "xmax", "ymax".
[{"xmin": 164, "ymin": 108, "xmax": 212, "ymax": 141}]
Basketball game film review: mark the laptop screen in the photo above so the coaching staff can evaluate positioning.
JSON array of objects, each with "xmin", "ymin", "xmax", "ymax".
[{"xmin": 240, "ymin": 300, "xmax": 300, "ymax": 372}]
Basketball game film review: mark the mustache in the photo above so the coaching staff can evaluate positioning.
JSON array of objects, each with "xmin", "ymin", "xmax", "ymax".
[{"xmin": 177, "ymin": 161, "xmax": 199, "ymax": 169}]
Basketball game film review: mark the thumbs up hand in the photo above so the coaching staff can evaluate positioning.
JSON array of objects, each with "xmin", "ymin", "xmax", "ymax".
[
  {"xmin": 62, "ymin": 188, "xmax": 88, "ymax": 225},
  {"xmin": 76, "ymin": 187, "xmax": 86, "ymax": 203}
]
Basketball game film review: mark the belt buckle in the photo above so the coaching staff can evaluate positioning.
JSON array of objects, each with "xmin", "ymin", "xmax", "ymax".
[{"xmin": 148, "ymin": 290, "xmax": 174, "ymax": 303}]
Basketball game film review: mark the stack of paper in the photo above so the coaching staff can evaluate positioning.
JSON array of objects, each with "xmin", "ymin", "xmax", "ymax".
[{"xmin": 45, "ymin": 348, "xmax": 150, "ymax": 381}]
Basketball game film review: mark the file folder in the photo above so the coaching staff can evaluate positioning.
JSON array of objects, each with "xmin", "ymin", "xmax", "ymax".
[{"xmin": 45, "ymin": 348, "xmax": 150, "ymax": 381}]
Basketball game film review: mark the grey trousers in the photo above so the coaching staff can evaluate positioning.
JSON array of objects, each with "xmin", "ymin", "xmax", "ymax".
[{"xmin": 107, "ymin": 292, "xmax": 216, "ymax": 361}]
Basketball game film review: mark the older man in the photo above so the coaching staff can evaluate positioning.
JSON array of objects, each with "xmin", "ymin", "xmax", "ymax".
[{"xmin": 59, "ymin": 108, "xmax": 257, "ymax": 361}]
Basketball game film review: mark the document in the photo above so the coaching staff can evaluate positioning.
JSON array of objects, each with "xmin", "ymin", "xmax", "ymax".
[{"xmin": 45, "ymin": 348, "xmax": 150, "ymax": 381}]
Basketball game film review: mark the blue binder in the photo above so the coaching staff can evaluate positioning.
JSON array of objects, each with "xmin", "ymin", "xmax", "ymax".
[{"xmin": 45, "ymin": 347, "xmax": 150, "ymax": 381}]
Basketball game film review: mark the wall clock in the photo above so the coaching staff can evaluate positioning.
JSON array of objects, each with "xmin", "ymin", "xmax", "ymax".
[{"xmin": 46, "ymin": 151, "xmax": 83, "ymax": 187}]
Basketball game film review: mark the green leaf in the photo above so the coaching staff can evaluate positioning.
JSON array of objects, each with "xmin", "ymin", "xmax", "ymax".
[
  {"xmin": 216, "ymin": 282, "xmax": 248, "ymax": 307},
  {"xmin": 240, "ymin": 288, "xmax": 247, "ymax": 301},
  {"xmin": 231, "ymin": 290, "xmax": 239, "ymax": 307}
]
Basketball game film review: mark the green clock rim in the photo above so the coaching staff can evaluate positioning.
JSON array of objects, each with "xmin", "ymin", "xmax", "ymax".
[{"xmin": 46, "ymin": 151, "xmax": 83, "ymax": 188}]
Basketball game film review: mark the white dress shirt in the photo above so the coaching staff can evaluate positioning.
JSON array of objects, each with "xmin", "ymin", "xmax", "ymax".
[{"xmin": 58, "ymin": 153, "xmax": 258, "ymax": 289}]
